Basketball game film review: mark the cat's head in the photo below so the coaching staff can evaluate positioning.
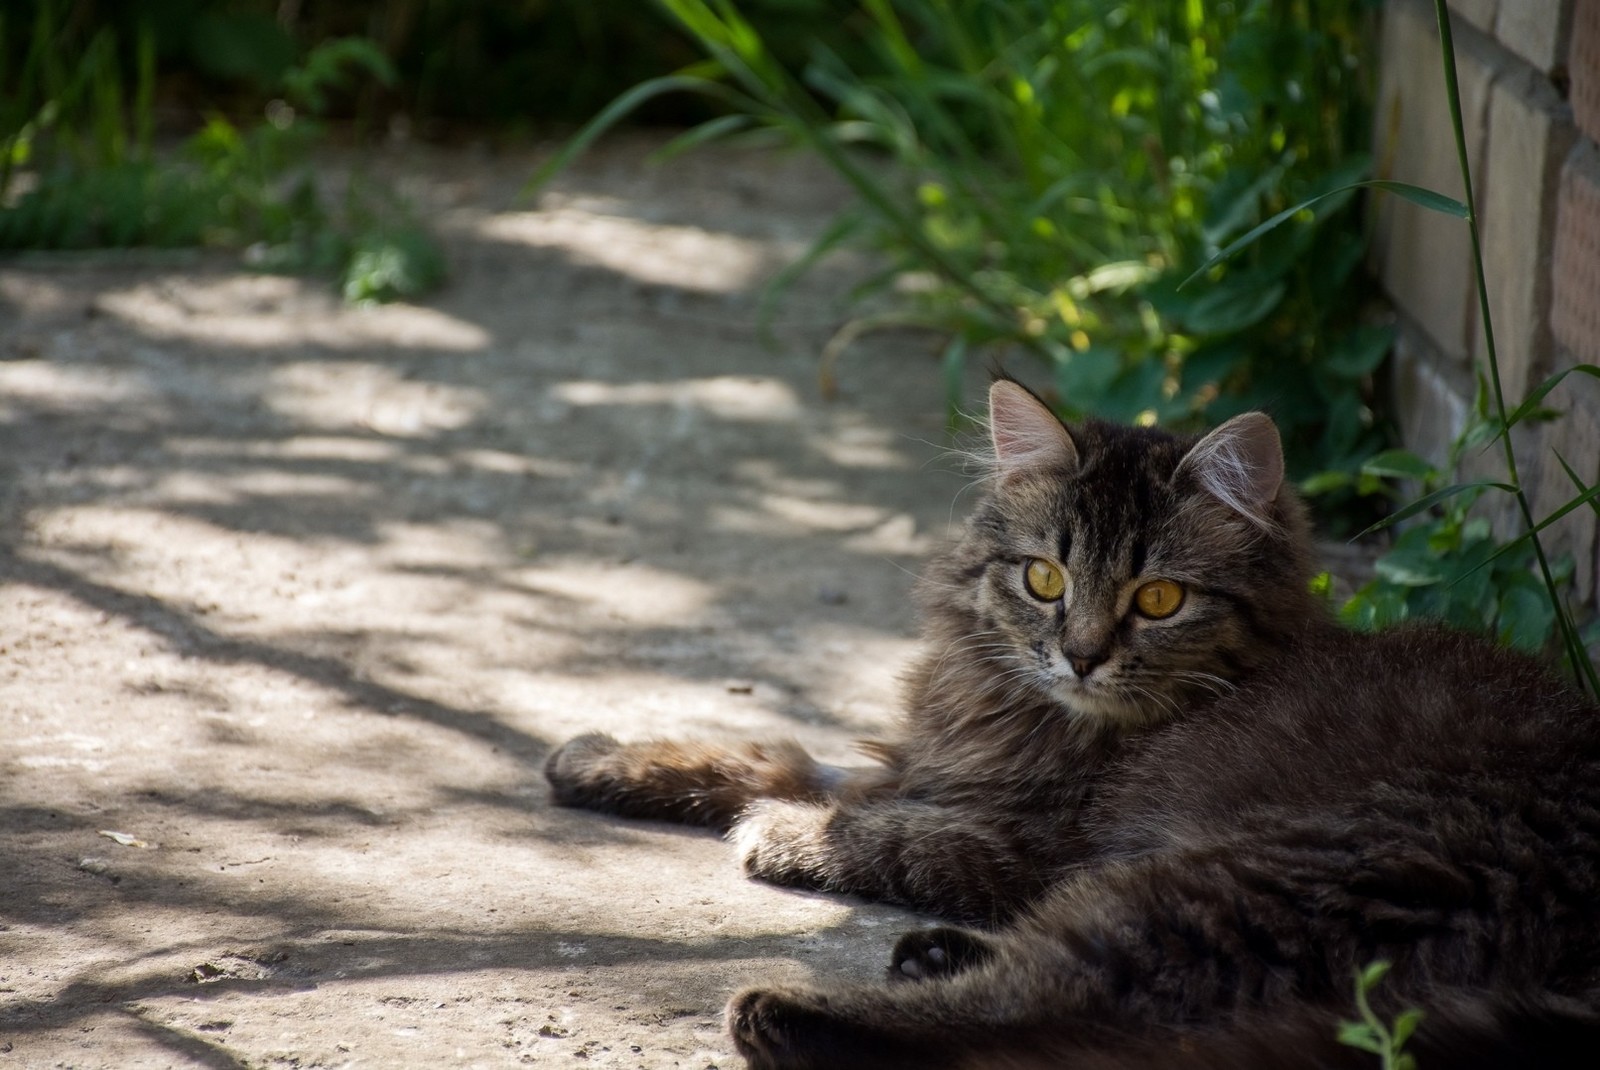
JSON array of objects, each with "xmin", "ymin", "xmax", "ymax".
[{"xmin": 927, "ymin": 379, "xmax": 1320, "ymax": 729}]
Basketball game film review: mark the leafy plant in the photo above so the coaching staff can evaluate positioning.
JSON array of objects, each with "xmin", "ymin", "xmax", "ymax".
[
  {"xmin": 1356, "ymin": 1, "xmax": 1598, "ymax": 688},
  {"xmin": 1183, "ymin": 0, "xmax": 1598, "ymax": 687},
  {"xmin": 1339, "ymin": 961, "xmax": 1422, "ymax": 1070},
  {"xmin": 530, "ymin": 0, "xmax": 1385, "ymax": 500},
  {"xmin": 0, "ymin": 3, "xmax": 443, "ymax": 304},
  {"xmin": 1338, "ymin": 424, "xmax": 1567, "ymax": 654}
]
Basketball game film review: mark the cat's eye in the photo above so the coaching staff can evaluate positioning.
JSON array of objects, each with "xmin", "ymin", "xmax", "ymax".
[
  {"xmin": 1023, "ymin": 558, "xmax": 1066, "ymax": 601},
  {"xmin": 1134, "ymin": 580, "xmax": 1185, "ymax": 620}
]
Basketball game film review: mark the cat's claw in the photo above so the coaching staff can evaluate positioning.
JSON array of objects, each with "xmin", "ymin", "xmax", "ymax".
[{"xmin": 889, "ymin": 926, "xmax": 994, "ymax": 984}]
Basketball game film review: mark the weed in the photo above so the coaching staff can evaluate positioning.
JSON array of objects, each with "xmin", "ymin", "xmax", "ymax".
[
  {"xmin": 533, "ymin": 0, "xmax": 1384, "ymax": 505},
  {"xmin": 1339, "ymin": 961, "xmax": 1422, "ymax": 1070},
  {"xmin": 0, "ymin": 3, "xmax": 443, "ymax": 304}
]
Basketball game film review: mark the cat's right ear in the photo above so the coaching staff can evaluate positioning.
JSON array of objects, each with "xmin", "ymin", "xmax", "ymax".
[
  {"xmin": 988, "ymin": 380, "xmax": 1079, "ymax": 480},
  {"xmin": 1174, "ymin": 412, "xmax": 1284, "ymax": 530}
]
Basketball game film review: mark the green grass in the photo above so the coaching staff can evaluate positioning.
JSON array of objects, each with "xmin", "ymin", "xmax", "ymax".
[
  {"xmin": 1336, "ymin": 0, "xmax": 1598, "ymax": 689},
  {"xmin": 0, "ymin": 2, "xmax": 443, "ymax": 304},
  {"xmin": 534, "ymin": 0, "xmax": 1386, "ymax": 508},
  {"xmin": 539, "ymin": 0, "xmax": 1597, "ymax": 681}
]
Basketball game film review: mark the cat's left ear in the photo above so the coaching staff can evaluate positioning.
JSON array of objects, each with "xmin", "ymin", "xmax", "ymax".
[
  {"xmin": 1175, "ymin": 413, "xmax": 1284, "ymax": 529},
  {"xmin": 987, "ymin": 380, "xmax": 1079, "ymax": 480}
]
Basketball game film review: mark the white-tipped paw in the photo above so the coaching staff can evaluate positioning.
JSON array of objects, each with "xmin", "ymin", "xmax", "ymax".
[{"xmin": 729, "ymin": 799, "xmax": 831, "ymax": 887}]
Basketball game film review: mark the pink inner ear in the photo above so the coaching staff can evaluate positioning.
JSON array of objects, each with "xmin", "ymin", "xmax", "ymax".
[
  {"xmin": 988, "ymin": 381, "xmax": 1079, "ymax": 476},
  {"xmin": 1177, "ymin": 412, "xmax": 1284, "ymax": 528}
]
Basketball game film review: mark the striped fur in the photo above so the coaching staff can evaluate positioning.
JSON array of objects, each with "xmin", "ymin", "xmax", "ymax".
[{"xmin": 547, "ymin": 383, "xmax": 1600, "ymax": 1068}]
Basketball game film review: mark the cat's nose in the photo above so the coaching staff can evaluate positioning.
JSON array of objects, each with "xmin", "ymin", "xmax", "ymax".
[{"xmin": 1066, "ymin": 649, "xmax": 1109, "ymax": 679}]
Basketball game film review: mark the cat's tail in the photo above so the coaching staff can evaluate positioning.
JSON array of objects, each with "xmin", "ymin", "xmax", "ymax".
[{"xmin": 965, "ymin": 990, "xmax": 1600, "ymax": 1070}]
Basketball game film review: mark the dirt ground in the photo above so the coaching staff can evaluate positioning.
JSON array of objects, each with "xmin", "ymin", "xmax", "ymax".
[{"xmin": 0, "ymin": 135, "xmax": 992, "ymax": 1067}]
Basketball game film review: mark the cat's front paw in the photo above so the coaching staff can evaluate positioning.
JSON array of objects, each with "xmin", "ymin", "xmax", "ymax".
[
  {"xmin": 730, "ymin": 799, "xmax": 831, "ymax": 888},
  {"xmin": 888, "ymin": 926, "xmax": 994, "ymax": 984},
  {"xmin": 544, "ymin": 732, "xmax": 623, "ymax": 807},
  {"xmin": 727, "ymin": 986, "xmax": 843, "ymax": 1070}
]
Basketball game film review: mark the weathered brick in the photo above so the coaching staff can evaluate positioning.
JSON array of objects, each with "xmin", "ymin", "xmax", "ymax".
[
  {"xmin": 1447, "ymin": 0, "xmax": 1497, "ymax": 33},
  {"xmin": 1475, "ymin": 68, "xmax": 1575, "ymax": 399},
  {"xmin": 1571, "ymin": 0, "xmax": 1600, "ymax": 143},
  {"xmin": 1389, "ymin": 322, "xmax": 1474, "ymax": 472},
  {"xmin": 1551, "ymin": 140, "xmax": 1600, "ymax": 368},
  {"xmin": 1373, "ymin": 0, "xmax": 1502, "ymax": 363},
  {"xmin": 1494, "ymin": 0, "xmax": 1574, "ymax": 75}
]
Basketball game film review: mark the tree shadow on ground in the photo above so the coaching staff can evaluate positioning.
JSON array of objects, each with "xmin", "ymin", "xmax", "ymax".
[{"xmin": 0, "ymin": 137, "xmax": 952, "ymax": 1062}]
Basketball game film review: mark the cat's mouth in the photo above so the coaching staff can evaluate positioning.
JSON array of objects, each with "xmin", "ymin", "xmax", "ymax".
[{"xmin": 1043, "ymin": 667, "xmax": 1170, "ymax": 727}]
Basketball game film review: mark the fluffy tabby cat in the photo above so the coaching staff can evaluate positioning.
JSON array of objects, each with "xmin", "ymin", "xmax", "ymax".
[{"xmin": 545, "ymin": 380, "xmax": 1600, "ymax": 1069}]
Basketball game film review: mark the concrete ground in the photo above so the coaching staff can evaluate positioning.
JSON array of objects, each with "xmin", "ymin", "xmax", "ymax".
[{"xmin": 0, "ymin": 136, "xmax": 975, "ymax": 1068}]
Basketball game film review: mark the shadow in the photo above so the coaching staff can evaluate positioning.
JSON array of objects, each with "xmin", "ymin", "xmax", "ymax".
[
  {"xmin": 0, "ymin": 133, "xmax": 956, "ymax": 1061},
  {"xmin": 124, "ymin": 1013, "xmax": 253, "ymax": 1070}
]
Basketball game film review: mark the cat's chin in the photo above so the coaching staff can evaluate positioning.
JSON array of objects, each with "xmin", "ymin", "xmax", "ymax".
[{"xmin": 1050, "ymin": 682, "xmax": 1172, "ymax": 730}]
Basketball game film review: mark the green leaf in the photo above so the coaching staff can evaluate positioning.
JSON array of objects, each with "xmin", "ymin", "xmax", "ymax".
[
  {"xmin": 649, "ymin": 114, "xmax": 754, "ymax": 163},
  {"xmin": 522, "ymin": 74, "xmax": 757, "ymax": 198},
  {"xmin": 1392, "ymin": 1009, "xmax": 1424, "ymax": 1049},
  {"xmin": 1180, "ymin": 181, "xmax": 1467, "ymax": 289},
  {"xmin": 1054, "ymin": 346, "xmax": 1121, "ymax": 412},
  {"xmin": 1505, "ymin": 364, "xmax": 1600, "ymax": 428},
  {"xmin": 1463, "ymin": 480, "xmax": 1600, "ymax": 580},
  {"xmin": 941, "ymin": 334, "xmax": 969, "ymax": 423},
  {"xmin": 1375, "ymin": 543, "xmax": 1449, "ymax": 587},
  {"xmin": 1301, "ymin": 470, "xmax": 1355, "ymax": 496},
  {"xmin": 757, "ymin": 210, "xmax": 861, "ymax": 342},
  {"xmin": 1498, "ymin": 575, "xmax": 1556, "ymax": 652},
  {"xmin": 1553, "ymin": 450, "xmax": 1600, "ymax": 518},
  {"xmin": 1360, "ymin": 449, "xmax": 1437, "ymax": 482},
  {"xmin": 1337, "ymin": 1022, "xmax": 1383, "ymax": 1054},
  {"xmin": 1178, "ymin": 279, "xmax": 1286, "ymax": 335},
  {"xmin": 1322, "ymin": 324, "xmax": 1395, "ymax": 379},
  {"xmin": 1354, "ymin": 481, "xmax": 1515, "ymax": 538},
  {"xmin": 1366, "ymin": 179, "xmax": 1471, "ymax": 217}
]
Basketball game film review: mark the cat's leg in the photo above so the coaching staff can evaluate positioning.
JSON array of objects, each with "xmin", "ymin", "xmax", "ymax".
[
  {"xmin": 730, "ymin": 797, "xmax": 1047, "ymax": 925},
  {"xmin": 545, "ymin": 733, "xmax": 850, "ymax": 830},
  {"xmin": 727, "ymin": 954, "xmax": 1061, "ymax": 1070},
  {"xmin": 725, "ymin": 849, "xmax": 1373, "ymax": 1068}
]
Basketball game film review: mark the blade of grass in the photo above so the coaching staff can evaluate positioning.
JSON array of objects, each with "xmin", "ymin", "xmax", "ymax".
[
  {"xmin": 1554, "ymin": 450, "xmax": 1600, "ymax": 518},
  {"xmin": 1503, "ymin": 363, "xmax": 1600, "ymax": 428},
  {"xmin": 522, "ymin": 73, "xmax": 767, "ymax": 197},
  {"xmin": 756, "ymin": 210, "xmax": 862, "ymax": 345},
  {"xmin": 1353, "ymin": 480, "xmax": 1516, "ymax": 540},
  {"xmin": 1431, "ymin": 0, "xmax": 1596, "ymax": 694},
  {"xmin": 1180, "ymin": 179, "xmax": 1466, "ymax": 289}
]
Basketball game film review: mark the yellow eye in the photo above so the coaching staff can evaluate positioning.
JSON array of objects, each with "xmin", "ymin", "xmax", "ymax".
[
  {"xmin": 1024, "ymin": 558, "xmax": 1066, "ymax": 601},
  {"xmin": 1134, "ymin": 580, "xmax": 1185, "ymax": 620}
]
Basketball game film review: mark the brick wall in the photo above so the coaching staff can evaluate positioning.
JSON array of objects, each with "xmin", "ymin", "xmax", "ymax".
[{"xmin": 1372, "ymin": 0, "xmax": 1599, "ymax": 602}]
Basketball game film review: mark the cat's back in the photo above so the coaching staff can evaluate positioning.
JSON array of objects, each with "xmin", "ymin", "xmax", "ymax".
[{"xmin": 1099, "ymin": 623, "xmax": 1600, "ymax": 863}]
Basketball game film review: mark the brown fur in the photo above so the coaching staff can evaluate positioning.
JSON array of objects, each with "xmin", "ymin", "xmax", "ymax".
[{"xmin": 545, "ymin": 381, "xmax": 1600, "ymax": 1067}]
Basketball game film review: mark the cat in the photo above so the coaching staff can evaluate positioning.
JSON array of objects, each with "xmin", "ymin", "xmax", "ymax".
[{"xmin": 545, "ymin": 379, "xmax": 1600, "ymax": 1068}]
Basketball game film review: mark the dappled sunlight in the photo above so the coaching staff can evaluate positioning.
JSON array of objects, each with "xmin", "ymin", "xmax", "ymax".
[
  {"xmin": 552, "ymin": 374, "xmax": 805, "ymax": 423},
  {"xmin": 516, "ymin": 561, "xmax": 719, "ymax": 628},
  {"xmin": 0, "ymin": 357, "xmax": 160, "ymax": 412},
  {"xmin": 477, "ymin": 205, "xmax": 777, "ymax": 294},
  {"xmin": 92, "ymin": 277, "xmax": 492, "ymax": 351},
  {"xmin": 266, "ymin": 360, "xmax": 488, "ymax": 436},
  {"xmin": 807, "ymin": 420, "xmax": 919, "ymax": 470},
  {"xmin": 0, "ymin": 137, "xmax": 960, "ymax": 1066}
]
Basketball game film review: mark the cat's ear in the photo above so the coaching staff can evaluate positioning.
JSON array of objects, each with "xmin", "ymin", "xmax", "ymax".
[
  {"xmin": 987, "ymin": 380, "xmax": 1079, "ymax": 479},
  {"xmin": 1175, "ymin": 413, "xmax": 1284, "ymax": 529}
]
